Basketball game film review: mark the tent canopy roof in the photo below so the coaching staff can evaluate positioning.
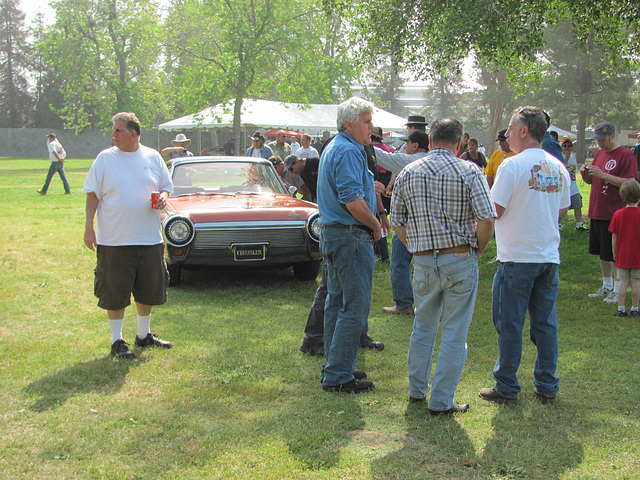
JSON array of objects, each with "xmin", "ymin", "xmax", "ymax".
[
  {"xmin": 549, "ymin": 124, "xmax": 576, "ymax": 140},
  {"xmin": 159, "ymin": 99, "xmax": 409, "ymax": 132}
]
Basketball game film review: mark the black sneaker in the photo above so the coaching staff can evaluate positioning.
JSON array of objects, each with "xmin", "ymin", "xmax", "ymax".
[
  {"xmin": 630, "ymin": 311, "xmax": 640, "ymax": 318},
  {"xmin": 353, "ymin": 370, "xmax": 367, "ymax": 380},
  {"xmin": 360, "ymin": 335, "xmax": 384, "ymax": 351},
  {"xmin": 319, "ymin": 371, "xmax": 367, "ymax": 384},
  {"xmin": 323, "ymin": 379, "xmax": 375, "ymax": 393},
  {"xmin": 135, "ymin": 333, "xmax": 173, "ymax": 349},
  {"xmin": 615, "ymin": 310, "xmax": 628, "ymax": 317},
  {"xmin": 300, "ymin": 343, "xmax": 325, "ymax": 356},
  {"xmin": 111, "ymin": 339, "xmax": 135, "ymax": 359},
  {"xmin": 533, "ymin": 388, "xmax": 556, "ymax": 404},
  {"xmin": 429, "ymin": 403, "xmax": 470, "ymax": 415}
]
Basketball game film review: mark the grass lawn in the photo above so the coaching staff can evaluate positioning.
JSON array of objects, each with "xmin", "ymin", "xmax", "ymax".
[{"xmin": 1, "ymin": 157, "xmax": 639, "ymax": 479}]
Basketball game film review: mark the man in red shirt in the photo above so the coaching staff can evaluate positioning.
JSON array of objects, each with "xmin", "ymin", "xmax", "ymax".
[{"xmin": 580, "ymin": 121, "xmax": 638, "ymax": 303}]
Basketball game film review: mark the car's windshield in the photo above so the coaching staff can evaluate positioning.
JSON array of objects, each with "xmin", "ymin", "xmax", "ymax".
[{"xmin": 170, "ymin": 161, "xmax": 288, "ymax": 196}]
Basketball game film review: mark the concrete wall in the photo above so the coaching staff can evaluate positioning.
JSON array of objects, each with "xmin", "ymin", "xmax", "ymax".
[{"xmin": 0, "ymin": 128, "xmax": 238, "ymax": 159}]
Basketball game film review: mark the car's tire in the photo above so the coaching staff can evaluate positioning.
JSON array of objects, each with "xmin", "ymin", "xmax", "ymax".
[
  {"xmin": 293, "ymin": 260, "xmax": 321, "ymax": 281},
  {"xmin": 167, "ymin": 264, "xmax": 182, "ymax": 286}
]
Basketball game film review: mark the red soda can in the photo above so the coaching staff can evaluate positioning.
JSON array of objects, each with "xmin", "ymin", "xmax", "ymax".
[{"xmin": 151, "ymin": 191, "xmax": 160, "ymax": 209}]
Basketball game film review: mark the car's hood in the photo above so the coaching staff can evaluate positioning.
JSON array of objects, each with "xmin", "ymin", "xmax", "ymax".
[{"xmin": 166, "ymin": 194, "xmax": 318, "ymax": 223}]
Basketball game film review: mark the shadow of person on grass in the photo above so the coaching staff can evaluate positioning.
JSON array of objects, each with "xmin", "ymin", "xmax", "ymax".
[
  {"xmin": 481, "ymin": 401, "xmax": 583, "ymax": 479},
  {"xmin": 24, "ymin": 356, "xmax": 143, "ymax": 412},
  {"xmin": 371, "ymin": 403, "xmax": 479, "ymax": 479}
]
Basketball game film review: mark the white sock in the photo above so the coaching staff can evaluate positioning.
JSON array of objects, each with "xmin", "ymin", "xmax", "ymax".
[
  {"xmin": 109, "ymin": 319, "xmax": 124, "ymax": 345},
  {"xmin": 603, "ymin": 277, "xmax": 614, "ymax": 290},
  {"xmin": 618, "ymin": 305, "xmax": 626, "ymax": 313},
  {"xmin": 613, "ymin": 280, "xmax": 620, "ymax": 294},
  {"xmin": 137, "ymin": 315, "xmax": 151, "ymax": 339},
  {"xmin": 576, "ymin": 222, "xmax": 583, "ymax": 228}
]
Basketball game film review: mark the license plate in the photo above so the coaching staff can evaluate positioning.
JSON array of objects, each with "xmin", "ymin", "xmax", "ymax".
[{"xmin": 233, "ymin": 244, "xmax": 266, "ymax": 261}]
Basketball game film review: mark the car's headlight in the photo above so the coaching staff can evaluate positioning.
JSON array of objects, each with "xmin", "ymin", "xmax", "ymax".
[
  {"xmin": 164, "ymin": 215, "xmax": 194, "ymax": 247},
  {"xmin": 306, "ymin": 212, "xmax": 321, "ymax": 243}
]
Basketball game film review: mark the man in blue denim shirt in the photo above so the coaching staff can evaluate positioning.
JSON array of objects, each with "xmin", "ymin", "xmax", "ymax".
[{"xmin": 317, "ymin": 97, "xmax": 381, "ymax": 393}]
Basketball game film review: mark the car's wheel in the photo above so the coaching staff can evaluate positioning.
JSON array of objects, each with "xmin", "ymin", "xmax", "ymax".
[
  {"xmin": 293, "ymin": 260, "xmax": 321, "ymax": 281},
  {"xmin": 167, "ymin": 264, "xmax": 182, "ymax": 286}
]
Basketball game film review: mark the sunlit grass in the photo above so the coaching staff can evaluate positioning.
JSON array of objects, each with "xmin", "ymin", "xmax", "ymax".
[{"xmin": 1, "ymin": 158, "xmax": 638, "ymax": 479}]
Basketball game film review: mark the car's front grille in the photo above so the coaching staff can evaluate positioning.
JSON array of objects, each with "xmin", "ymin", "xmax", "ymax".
[{"xmin": 193, "ymin": 227, "xmax": 306, "ymax": 249}]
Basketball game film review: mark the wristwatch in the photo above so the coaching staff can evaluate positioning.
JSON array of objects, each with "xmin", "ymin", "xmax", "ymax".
[{"xmin": 378, "ymin": 209, "xmax": 389, "ymax": 216}]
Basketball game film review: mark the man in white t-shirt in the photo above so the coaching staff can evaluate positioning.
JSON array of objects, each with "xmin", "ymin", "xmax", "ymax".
[
  {"xmin": 295, "ymin": 133, "xmax": 319, "ymax": 159},
  {"xmin": 83, "ymin": 112, "xmax": 174, "ymax": 359},
  {"xmin": 290, "ymin": 137, "xmax": 300, "ymax": 155},
  {"xmin": 38, "ymin": 133, "xmax": 70, "ymax": 195},
  {"xmin": 479, "ymin": 106, "xmax": 570, "ymax": 405}
]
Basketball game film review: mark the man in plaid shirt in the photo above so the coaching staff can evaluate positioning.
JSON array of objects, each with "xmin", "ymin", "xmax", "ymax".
[{"xmin": 391, "ymin": 118, "xmax": 496, "ymax": 415}]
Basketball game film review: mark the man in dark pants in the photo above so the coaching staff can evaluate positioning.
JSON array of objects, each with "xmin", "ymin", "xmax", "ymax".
[{"xmin": 297, "ymin": 144, "xmax": 385, "ymax": 356}]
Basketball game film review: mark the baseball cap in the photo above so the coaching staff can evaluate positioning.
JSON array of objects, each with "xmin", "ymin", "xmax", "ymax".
[
  {"xmin": 496, "ymin": 129, "xmax": 507, "ymax": 141},
  {"xmin": 592, "ymin": 121, "xmax": 616, "ymax": 140},
  {"xmin": 284, "ymin": 154, "xmax": 298, "ymax": 171},
  {"xmin": 404, "ymin": 130, "xmax": 429, "ymax": 150}
]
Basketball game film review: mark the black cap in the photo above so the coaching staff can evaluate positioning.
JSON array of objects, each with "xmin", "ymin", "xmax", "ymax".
[
  {"xmin": 406, "ymin": 130, "xmax": 429, "ymax": 150},
  {"xmin": 496, "ymin": 129, "xmax": 507, "ymax": 141},
  {"xmin": 405, "ymin": 115, "xmax": 428, "ymax": 126}
]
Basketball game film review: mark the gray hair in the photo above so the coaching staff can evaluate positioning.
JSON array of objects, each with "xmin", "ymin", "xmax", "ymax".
[
  {"xmin": 337, "ymin": 97, "xmax": 374, "ymax": 132},
  {"xmin": 513, "ymin": 106, "xmax": 547, "ymax": 143},
  {"xmin": 112, "ymin": 112, "xmax": 141, "ymax": 136},
  {"xmin": 430, "ymin": 118, "xmax": 463, "ymax": 146}
]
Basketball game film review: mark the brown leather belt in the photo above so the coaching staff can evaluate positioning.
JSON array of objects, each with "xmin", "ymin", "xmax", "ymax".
[{"xmin": 414, "ymin": 245, "xmax": 472, "ymax": 256}]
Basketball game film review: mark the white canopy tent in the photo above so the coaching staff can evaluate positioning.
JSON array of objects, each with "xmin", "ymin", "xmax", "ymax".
[
  {"xmin": 549, "ymin": 124, "xmax": 576, "ymax": 140},
  {"xmin": 158, "ymin": 99, "xmax": 409, "ymax": 153}
]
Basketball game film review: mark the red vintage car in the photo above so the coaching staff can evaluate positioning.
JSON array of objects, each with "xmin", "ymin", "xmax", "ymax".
[{"xmin": 162, "ymin": 157, "xmax": 321, "ymax": 285}]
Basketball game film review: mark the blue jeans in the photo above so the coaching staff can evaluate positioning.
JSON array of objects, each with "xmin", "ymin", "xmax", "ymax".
[
  {"xmin": 320, "ymin": 225, "xmax": 374, "ymax": 386},
  {"xmin": 301, "ymin": 259, "xmax": 373, "ymax": 348},
  {"xmin": 408, "ymin": 251, "xmax": 478, "ymax": 411},
  {"xmin": 492, "ymin": 262, "xmax": 560, "ymax": 398},
  {"xmin": 41, "ymin": 161, "xmax": 70, "ymax": 193},
  {"xmin": 390, "ymin": 232, "xmax": 413, "ymax": 309}
]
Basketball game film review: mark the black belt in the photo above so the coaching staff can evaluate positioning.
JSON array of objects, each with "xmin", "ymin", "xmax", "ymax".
[{"xmin": 324, "ymin": 224, "xmax": 373, "ymax": 234}]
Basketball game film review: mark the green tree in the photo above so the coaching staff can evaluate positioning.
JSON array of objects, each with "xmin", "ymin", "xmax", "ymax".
[
  {"xmin": 358, "ymin": 56, "xmax": 407, "ymax": 117},
  {"xmin": 0, "ymin": 0, "xmax": 33, "ymax": 127},
  {"xmin": 31, "ymin": 12, "xmax": 65, "ymax": 128},
  {"xmin": 40, "ymin": 0, "xmax": 168, "ymax": 131},
  {"xmin": 164, "ymin": 0, "xmax": 358, "ymax": 154},
  {"xmin": 343, "ymin": 0, "xmax": 640, "ymax": 152},
  {"xmin": 522, "ymin": 22, "xmax": 640, "ymax": 161}
]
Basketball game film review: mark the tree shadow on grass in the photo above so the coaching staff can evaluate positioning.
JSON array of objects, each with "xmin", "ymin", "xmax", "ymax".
[
  {"xmin": 371, "ymin": 403, "xmax": 479, "ymax": 479},
  {"xmin": 275, "ymin": 394, "xmax": 365, "ymax": 470},
  {"xmin": 24, "ymin": 356, "xmax": 143, "ymax": 412},
  {"xmin": 481, "ymin": 402, "xmax": 583, "ymax": 480}
]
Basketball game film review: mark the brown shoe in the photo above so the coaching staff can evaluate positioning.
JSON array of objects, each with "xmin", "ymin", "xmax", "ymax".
[
  {"xmin": 479, "ymin": 387, "xmax": 517, "ymax": 404},
  {"xmin": 381, "ymin": 306, "xmax": 414, "ymax": 315}
]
